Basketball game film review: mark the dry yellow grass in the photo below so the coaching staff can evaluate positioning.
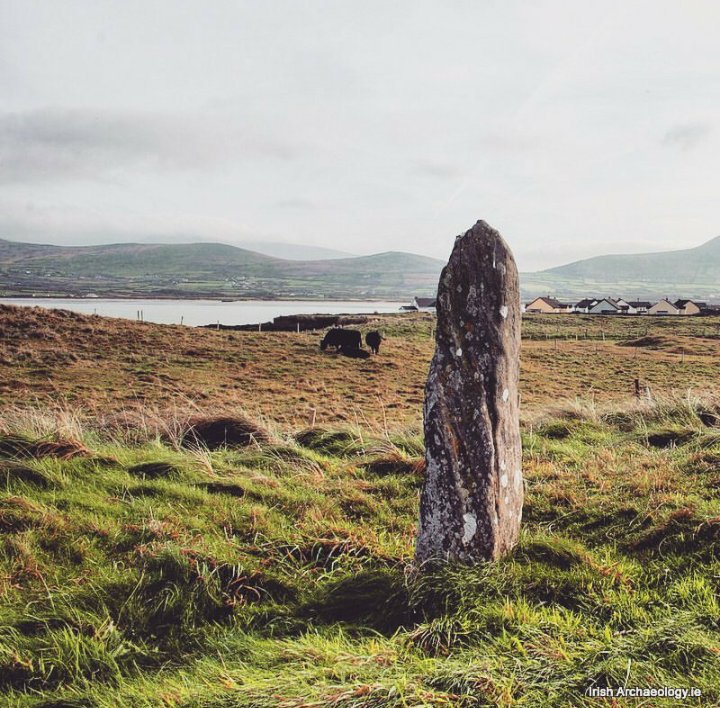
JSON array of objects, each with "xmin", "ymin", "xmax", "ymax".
[{"xmin": 1, "ymin": 304, "xmax": 720, "ymax": 430}]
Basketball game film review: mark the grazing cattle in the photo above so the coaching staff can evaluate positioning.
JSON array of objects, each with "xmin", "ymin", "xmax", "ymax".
[
  {"xmin": 365, "ymin": 331, "xmax": 383, "ymax": 354},
  {"xmin": 320, "ymin": 328, "xmax": 362, "ymax": 352}
]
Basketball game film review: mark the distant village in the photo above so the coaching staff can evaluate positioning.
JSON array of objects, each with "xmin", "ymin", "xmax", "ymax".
[{"xmin": 405, "ymin": 296, "xmax": 720, "ymax": 316}]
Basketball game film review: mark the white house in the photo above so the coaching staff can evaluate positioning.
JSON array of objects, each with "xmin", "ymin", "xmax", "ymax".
[
  {"xmin": 614, "ymin": 298, "xmax": 632, "ymax": 314},
  {"xmin": 588, "ymin": 298, "xmax": 621, "ymax": 314},
  {"xmin": 412, "ymin": 297, "xmax": 437, "ymax": 312},
  {"xmin": 573, "ymin": 298, "xmax": 598, "ymax": 313},
  {"xmin": 627, "ymin": 301, "xmax": 652, "ymax": 315}
]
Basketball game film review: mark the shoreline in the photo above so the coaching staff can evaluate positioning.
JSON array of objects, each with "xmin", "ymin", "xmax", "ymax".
[
  {"xmin": 0, "ymin": 297, "xmax": 410, "ymax": 328},
  {"xmin": 0, "ymin": 295, "xmax": 410, "ymax": 304}
]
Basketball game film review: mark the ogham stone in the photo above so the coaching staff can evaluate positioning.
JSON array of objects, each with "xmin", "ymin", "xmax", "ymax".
[{"xmin": 415, "ymin": 220, "xmax": 523, "ymax": 566}]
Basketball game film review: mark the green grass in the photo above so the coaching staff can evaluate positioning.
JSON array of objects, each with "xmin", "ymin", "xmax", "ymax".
[{"xmin": 2, "ymin": 399, "xmax": 720, "ymax": 705}]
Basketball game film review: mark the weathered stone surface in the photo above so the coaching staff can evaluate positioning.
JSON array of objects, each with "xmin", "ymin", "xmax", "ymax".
[{"xmin": 415, "ymin": 220, "xmax": 523, "ymax": 566}]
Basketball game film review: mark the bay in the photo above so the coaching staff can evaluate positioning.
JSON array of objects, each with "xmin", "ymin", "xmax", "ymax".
[{"xmin": 0, "ymin": 297, "xmax": 405, "ymax": 327}]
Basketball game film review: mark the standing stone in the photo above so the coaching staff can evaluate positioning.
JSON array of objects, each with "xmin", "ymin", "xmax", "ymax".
[{"xmin": 415, "ymin": 220, "xmax": 523, "ymax": 566}]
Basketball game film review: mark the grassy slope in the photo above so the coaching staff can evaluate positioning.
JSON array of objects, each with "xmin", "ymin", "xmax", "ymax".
[
  {"xmin": 520, "ymin": 272, "xmax": 720, "ymax": 301},
  {"xmin": 3, "ymin": 400, "xmax": 720, "ymax": 705}
]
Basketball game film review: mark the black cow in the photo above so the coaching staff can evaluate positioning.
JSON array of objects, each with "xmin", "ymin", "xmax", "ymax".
[
  {"xmin": 320, "ymin": 328, "xmax": 362, "ymax": 352},
  {"xmin": 365, "ymin": 331, "xmax": 383, "ymax": 354}
]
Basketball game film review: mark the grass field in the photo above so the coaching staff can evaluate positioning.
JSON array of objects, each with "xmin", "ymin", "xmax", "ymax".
[
  {"xmin": 3, "ymin": 305, "xmax": 720, "ymax": 428},
  {"xmin": 2, "ymin": 305, "xmax": 720, "ymax": 705}
]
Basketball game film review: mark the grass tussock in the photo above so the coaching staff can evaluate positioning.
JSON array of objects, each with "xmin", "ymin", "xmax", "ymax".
[
  {"xmin": 180, "ymin": 416, "xmax": 270, "ymax": 451},
  {"xmin": 294, "ymin": 427, "xmax": 367, "ymax": 457},
  {"xmin": 364, "ymin": 452, "xmax": 424, "ymax": 478},
  {"xmin": 0, "ymin": 432, "xmax": 92, "ymax": 461}
]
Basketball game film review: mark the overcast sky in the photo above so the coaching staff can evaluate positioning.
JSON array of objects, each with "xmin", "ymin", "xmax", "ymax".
[{"xmin": 1, "ymin": 1, "xmax": 718, "ymax": 270}]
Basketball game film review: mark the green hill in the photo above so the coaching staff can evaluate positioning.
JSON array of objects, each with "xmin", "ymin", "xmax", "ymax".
[
  {"xmin": 0, "ymin": 239, "xmax": 280, "ymax": 275},
  {"xmin": 545, "ymin": 236, "xmax": 720, "ymax": 282},
  {"xmin": 0, "ymin": 239, "xmax": 444, "ymax": 299},
  {"xmin": 522, "ymin": 236, "xmax": 720, "ymax": 299},
  {"xmin": 5, "ymin": 234, "xmax": 719, "ymax": 302}
]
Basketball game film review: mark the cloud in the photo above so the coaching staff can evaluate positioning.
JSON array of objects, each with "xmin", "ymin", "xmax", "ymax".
[
  {"xmin": 0, "ymin": 109, "xmax": 298, "ymax": 184},
  {"xmin": 661, "ymin": 122, "xmax": 713, "ymax": 151},
  {"xmin": 412, "ymin": 160, "xmax": 465, "ymax": 180},
  {"xmin": 0, "ymin": 196, "xmax": 258, "ymax": 245},
  {"xmin": 271, "ymin": 198, "xmax": 319, "ymax": 210}
]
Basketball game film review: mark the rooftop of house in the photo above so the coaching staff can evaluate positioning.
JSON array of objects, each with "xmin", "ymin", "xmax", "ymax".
[
  {"xmin": 674, "ymin": 299, "xmax": 706, "ymax": 308},
  {"xmin": 592, "ymin": 298, "xmax": 620, "ymax": 308},
  {"xmin": 528, "ymin": 296, "xmax": 570, "ymax": 308},
  {"xmin": 413, "ymin": 297, "xmax": 437, "ymax": 308}
]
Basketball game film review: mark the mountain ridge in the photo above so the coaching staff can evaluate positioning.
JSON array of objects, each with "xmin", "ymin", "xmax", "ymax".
[
  {"xmin": 2, "ymin": 235, "xmax": 719, "ymax": 301},
  {"xmin": 526, "ymin": 235, "xmax": 720, "ymax": 299},
  {"xmin": 0, "ymin": 238, "xmax": 444, "ymax": 300},
  {"xmin": 543, "ymin": 235, "xmax": 720, "ymax": 278}
]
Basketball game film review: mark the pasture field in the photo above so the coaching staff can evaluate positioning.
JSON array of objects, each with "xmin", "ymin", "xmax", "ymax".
[
  {"xmin": 2, "ymin": 305, "xmax": 720, "ymax": 428},
  {"xmin": 1, "ymin": 304, "xmax": 720, "ymax": 705}
]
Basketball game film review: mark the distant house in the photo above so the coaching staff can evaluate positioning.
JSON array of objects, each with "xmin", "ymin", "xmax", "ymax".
[
  {"xmin": 520, "ymin": 294, "xmax": 711, "ymax": 317},
  {"xmin": 674, "ymin": 299, "xmax": 703, "ymax": 316},
  {"xmin": 588, "ymin": 298, "xmax": 621, "ymax": 315},
  {"xmin": 573, "ymin": 298, "xmax": 598, "ymax": 313},
  {"xmin": 525, "ymin": 296, "xmax": 572, "ymax": 314},
  {"xmin": 627, "ymin": 301, "xmax": 652, "ymax": 315},
  {"xmin": 614, "ymin": 298, "xmax": 632, "ymax": 314},
  {"xmin": 412, "ymin": 297, "xmax": 437, "ymax": 312},
  {"xmin": 649, "ymin": 299, "xmax": 680, "ymax": 316},
  {"xmin": 567, "ymin": 297, "xmax": 705, "ymax": 316}
]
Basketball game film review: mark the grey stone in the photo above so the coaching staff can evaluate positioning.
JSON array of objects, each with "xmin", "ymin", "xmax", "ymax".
[{"xmin": 415, "ymin": 220, "xmax": 523, "ymax": 566}]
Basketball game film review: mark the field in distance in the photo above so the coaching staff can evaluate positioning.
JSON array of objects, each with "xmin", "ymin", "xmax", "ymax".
[{"xmin": 2, "ymin": 304, "xmax": 720, "ymax": 429}]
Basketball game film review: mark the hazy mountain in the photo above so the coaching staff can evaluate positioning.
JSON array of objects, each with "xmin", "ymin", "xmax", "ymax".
[
  {"xmin": 236, "ymin": 241, "xmax": 355, "ymax": 260},
  {"xmin": 0, "ymin": 239, "xmax": 277, "ymax": 274},
  {"xmin": 4, "ymin": 234, "xmax": 356, "ymax": 261},
  {"xmin": 521, "ymin": 236, "xmax": 720, "ymax": 300},
  {"xmin": 544, "ymin": 236, "xmax": 720, "ymax": 282},
  {"xmin": 0, "ymin": 238, "xmax": 443, "ymax": 300},
  {"xmin": 5, "ymin": 234, "xmax": 717, "ymax": 303}
]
